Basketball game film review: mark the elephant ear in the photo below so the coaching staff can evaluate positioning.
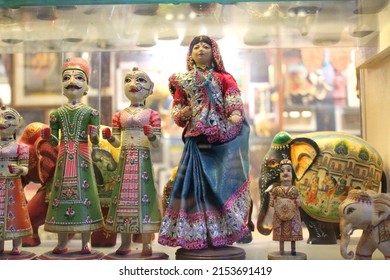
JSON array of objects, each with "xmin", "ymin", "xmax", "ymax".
[
  {"xmin": 290, "ymin": 137, "xmax": 320, "ymax": 180},
  {"xmin": 372, "ymin": 193, "xmax": 390, "ymax": 226}
]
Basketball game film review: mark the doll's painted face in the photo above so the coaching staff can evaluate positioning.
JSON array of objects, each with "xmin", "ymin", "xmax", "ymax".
[
  {"xmin": 191, "ymin": 41, "xmax": 212, "ymax": 68},
  {"xmin": 124, "ymin": 70, "xmax": 154, "ymax": 105},
  {"xmin": 280, "ymin": 164, "xmax": 293, "ymax": 184},
  {"xmin": 62, "ymin": 69, "xmax": 89, "ymax": 101},
  {"xmin": 0, "ymin": 106, "xmax": 22, "ymax": 138}
]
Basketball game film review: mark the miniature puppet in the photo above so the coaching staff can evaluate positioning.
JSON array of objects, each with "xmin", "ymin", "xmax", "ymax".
[
  {"xmin": 42, "ymin": 57, "xmax": 104, "ymax": 255},
  {"xmin": 158, "ymin": 35, "xmax": 251, "ymax": 250},
  {"xmin": 270, "ymin": 159, "xmax": 303, "ymax": 257},
  {"xmin": 103, "ymin": 67, "xmax": 162, "ymax": 256},
  {"xmin": 0, "ymin": 105, "xmax": 32, "ymax": 255}
]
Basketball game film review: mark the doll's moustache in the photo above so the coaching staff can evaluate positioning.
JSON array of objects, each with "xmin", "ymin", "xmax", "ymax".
[{"xmin": 65, "ymin": 84, "xmax": 82, "ymax": 89}]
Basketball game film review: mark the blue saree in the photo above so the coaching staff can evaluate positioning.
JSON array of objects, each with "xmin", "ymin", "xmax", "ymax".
[{"xmin": 158, "ymin": 119, "xmax": 251, "ymax": 250}]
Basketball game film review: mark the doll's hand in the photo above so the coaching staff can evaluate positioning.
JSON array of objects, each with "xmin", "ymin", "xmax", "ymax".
[
  {"xmin": 180, "ymin": 106, "xmax": 192, "ymax": 121},
  {"xmin": 143, "ymin": 125, "xmax": 153, "ymax": 137},
  {"xmin": 88, "ymin": 125, "xmax": 98, "ymax": 138},
  {"xmin": 41, "ymin": 127, "xmax": 51, "ymax": 140},
  {"xmin": 8, "ymin": 164, "xmax": 23, "ymax": 175},
  {"xmin": 102, "ymin": 127, "xmax": 112, "ymax": 140}
]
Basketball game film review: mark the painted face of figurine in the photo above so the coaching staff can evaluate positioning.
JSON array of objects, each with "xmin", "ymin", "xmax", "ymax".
[
  {"xmin": 280, "ymin": 163, "xmax": 293, "ymax": 184},
  {"xmin": 0, "ymin": 106, "xmax": 22, "ymax": 139},
  {"xmin": 62, "ymin": 69, "xmax": 89, "ymax": 101},
  {"xmin": 124, "ymin": 69, "xmax": 154, "ymax": 105},
  {"xmin": 191, "ymin": 41, "xmax": 213, "ymax": 68}
]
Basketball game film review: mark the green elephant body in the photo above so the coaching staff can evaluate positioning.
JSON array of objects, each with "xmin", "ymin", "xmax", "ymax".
[{"xmin": 258, "ymin": 131, "xmax": 386, "ymax": 244}]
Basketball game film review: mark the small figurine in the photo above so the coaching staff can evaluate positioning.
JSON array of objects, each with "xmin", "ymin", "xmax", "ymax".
[
  {"xmin": 0, "ymin": 105, "xmax": 33, "ymax": 257},
  {"xmin": 42, "ymin": 57, "xmax": 104, "ymax": 257},
  {"xmin": 339, "ymin": 189, "xmax": 390, "ymax": 260},
  {"xmin": 268, "ymin": 159, "xmax": 306, "ymax": 260},
  {"xmin": 158, "ymin": 35, "xmax": 251, "ymax": 256},
  {"xmin": 103, "ymin": 67, "xmax": 163, "ymax": 258}
]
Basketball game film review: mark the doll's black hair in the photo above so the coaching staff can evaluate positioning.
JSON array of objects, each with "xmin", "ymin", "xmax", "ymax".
[{"xmin": 189, "ymin": 35, "xmax": 212, "ymax": 54}]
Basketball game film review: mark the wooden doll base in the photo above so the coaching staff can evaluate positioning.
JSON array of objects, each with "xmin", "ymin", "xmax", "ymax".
[
  {"xmin": 0, "ymin": 250, "xmax": 37, "ymax": 260},
  {"xmin": 267, "ymin": 251, "xmax": 307, "ymax": 260},
  {"xmin": 103, "ymin": 250, "xmax": 169, "ymax": 260},
  {"xmin": 38, "ymin": 249, "xmax": 105, "ymax": 260},
  {"xmin": 176, "ymin": 246, "xmax": 246, "ymax": 260}
]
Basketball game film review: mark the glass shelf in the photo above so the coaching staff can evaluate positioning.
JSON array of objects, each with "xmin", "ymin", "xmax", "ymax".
[{"xmin": 0, "ymin": 1, "xmax": 388, "ymax": 53}]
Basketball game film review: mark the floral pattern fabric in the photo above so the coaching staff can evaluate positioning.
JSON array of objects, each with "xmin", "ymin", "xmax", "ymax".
[
  {"xmin": 0, "ymin": 142, "xmax": 32, "ymax": 240},
  {"xmin": 44, "ymin": 103, "xmax": 104, "ymax": 233},
  {"xmin": 105, "ymin": 108, "xmax": 162, "ymax": 234}
]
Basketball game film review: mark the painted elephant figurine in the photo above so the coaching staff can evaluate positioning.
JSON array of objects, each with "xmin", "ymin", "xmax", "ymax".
[
  {"xmin": 20, "ymin": 122, "xmax": 119, "ymax": 247},
  {"xmin": 339, "ymin": 189, "xmax": 390, "ymax": 259},
  {"xmin": 257, "ymin": 131, "xmax": 386, "ymax": 244}
]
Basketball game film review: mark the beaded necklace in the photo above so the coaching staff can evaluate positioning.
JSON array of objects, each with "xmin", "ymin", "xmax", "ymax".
[
  {"xmin": 193, "ymin": 66, "xmax": 217, "ymax": 105},
  {"xmin": 59, "ymin": 103, "xmax": 88, "ymax": 155}
]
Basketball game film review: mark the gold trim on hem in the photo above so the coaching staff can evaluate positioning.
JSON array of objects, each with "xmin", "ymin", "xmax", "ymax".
[
  {"xmin": 105, "ymin": 223, "xmax": 161, "ymax": 234},
  {"xmin": 2, "ymin": 229, "xmax": 33, "ymax": 240},
  {"xmin": 44, "ymin": 221, "xmax": 104, "ymax": 233}
]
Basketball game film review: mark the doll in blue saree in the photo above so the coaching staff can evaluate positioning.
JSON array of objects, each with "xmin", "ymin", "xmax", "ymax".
[{"xmin": 158, "ymin": 35, "xmax": 251, "ymax": 250}]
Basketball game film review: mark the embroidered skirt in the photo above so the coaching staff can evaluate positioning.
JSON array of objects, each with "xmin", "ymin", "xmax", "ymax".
[{"xmin": 158, "ymin": 121, "xmax": 251, "ymax": 249}]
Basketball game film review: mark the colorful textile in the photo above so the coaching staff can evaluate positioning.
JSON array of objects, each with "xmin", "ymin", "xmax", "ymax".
[
  {"xmin": 105, "ymin": 107, "xmax": 162, "ymax": 234},
  {"xmin": 158, "ymin": 120, "xmax": 251, "ymax": 249},
  {"xmin": 44, "ymin": 103, "xmax": 103, "ymax": 232},
  {"xmin": 0, "ymin": 142, "xmax": 32, "ymax": 240},
  {"xmin": 271, "ymin": 185, "xmax": 303, "ymax": 242}
]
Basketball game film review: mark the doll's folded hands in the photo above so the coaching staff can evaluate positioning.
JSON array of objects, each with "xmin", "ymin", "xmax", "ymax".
[
  {"xmin": 102, "ymin": 127, "xmax": 112, "ymax": 140},
  {"xmin": 40, "ymin": 126, "xmax": 51, "ymax": 140},
  {"xmin": 144, "ymin": 125, "xmax": 156, "ymax": 141},
  {"xmin": 8, "ymin": 164, "xmax": 27, "ymax": 176}
]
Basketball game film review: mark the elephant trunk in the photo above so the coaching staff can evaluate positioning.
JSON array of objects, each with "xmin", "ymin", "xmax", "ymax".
[
  {"xmin": 339, "ymin": 220, "xmax": 355, "ymax": 259},
  {"xmin": 257, "ymin": 186, "xmax": 272, "ymax": 235}
]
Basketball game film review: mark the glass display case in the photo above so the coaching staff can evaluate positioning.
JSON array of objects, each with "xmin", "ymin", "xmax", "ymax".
[
  {"xmin": 0, "ymin": 0, "xmax": 389, "ymax": 260},
  {"xmin": 1, "ymin": 1, "xmax": 369, "ymax": 185}
]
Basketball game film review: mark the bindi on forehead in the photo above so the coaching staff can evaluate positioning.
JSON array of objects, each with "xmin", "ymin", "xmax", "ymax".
[{"xmin": 195, "ymin": 42, "xmax": 210, "ymax": 47}]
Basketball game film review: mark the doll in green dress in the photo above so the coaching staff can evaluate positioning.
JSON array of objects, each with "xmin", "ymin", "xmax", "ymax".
[
  {"xmin": 42, "ymin": 57, "xmax": 104, "ymax": 255},
  {"xmin": 103, "ymin": 67, "xmax": 162, "ymax": 256}
]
